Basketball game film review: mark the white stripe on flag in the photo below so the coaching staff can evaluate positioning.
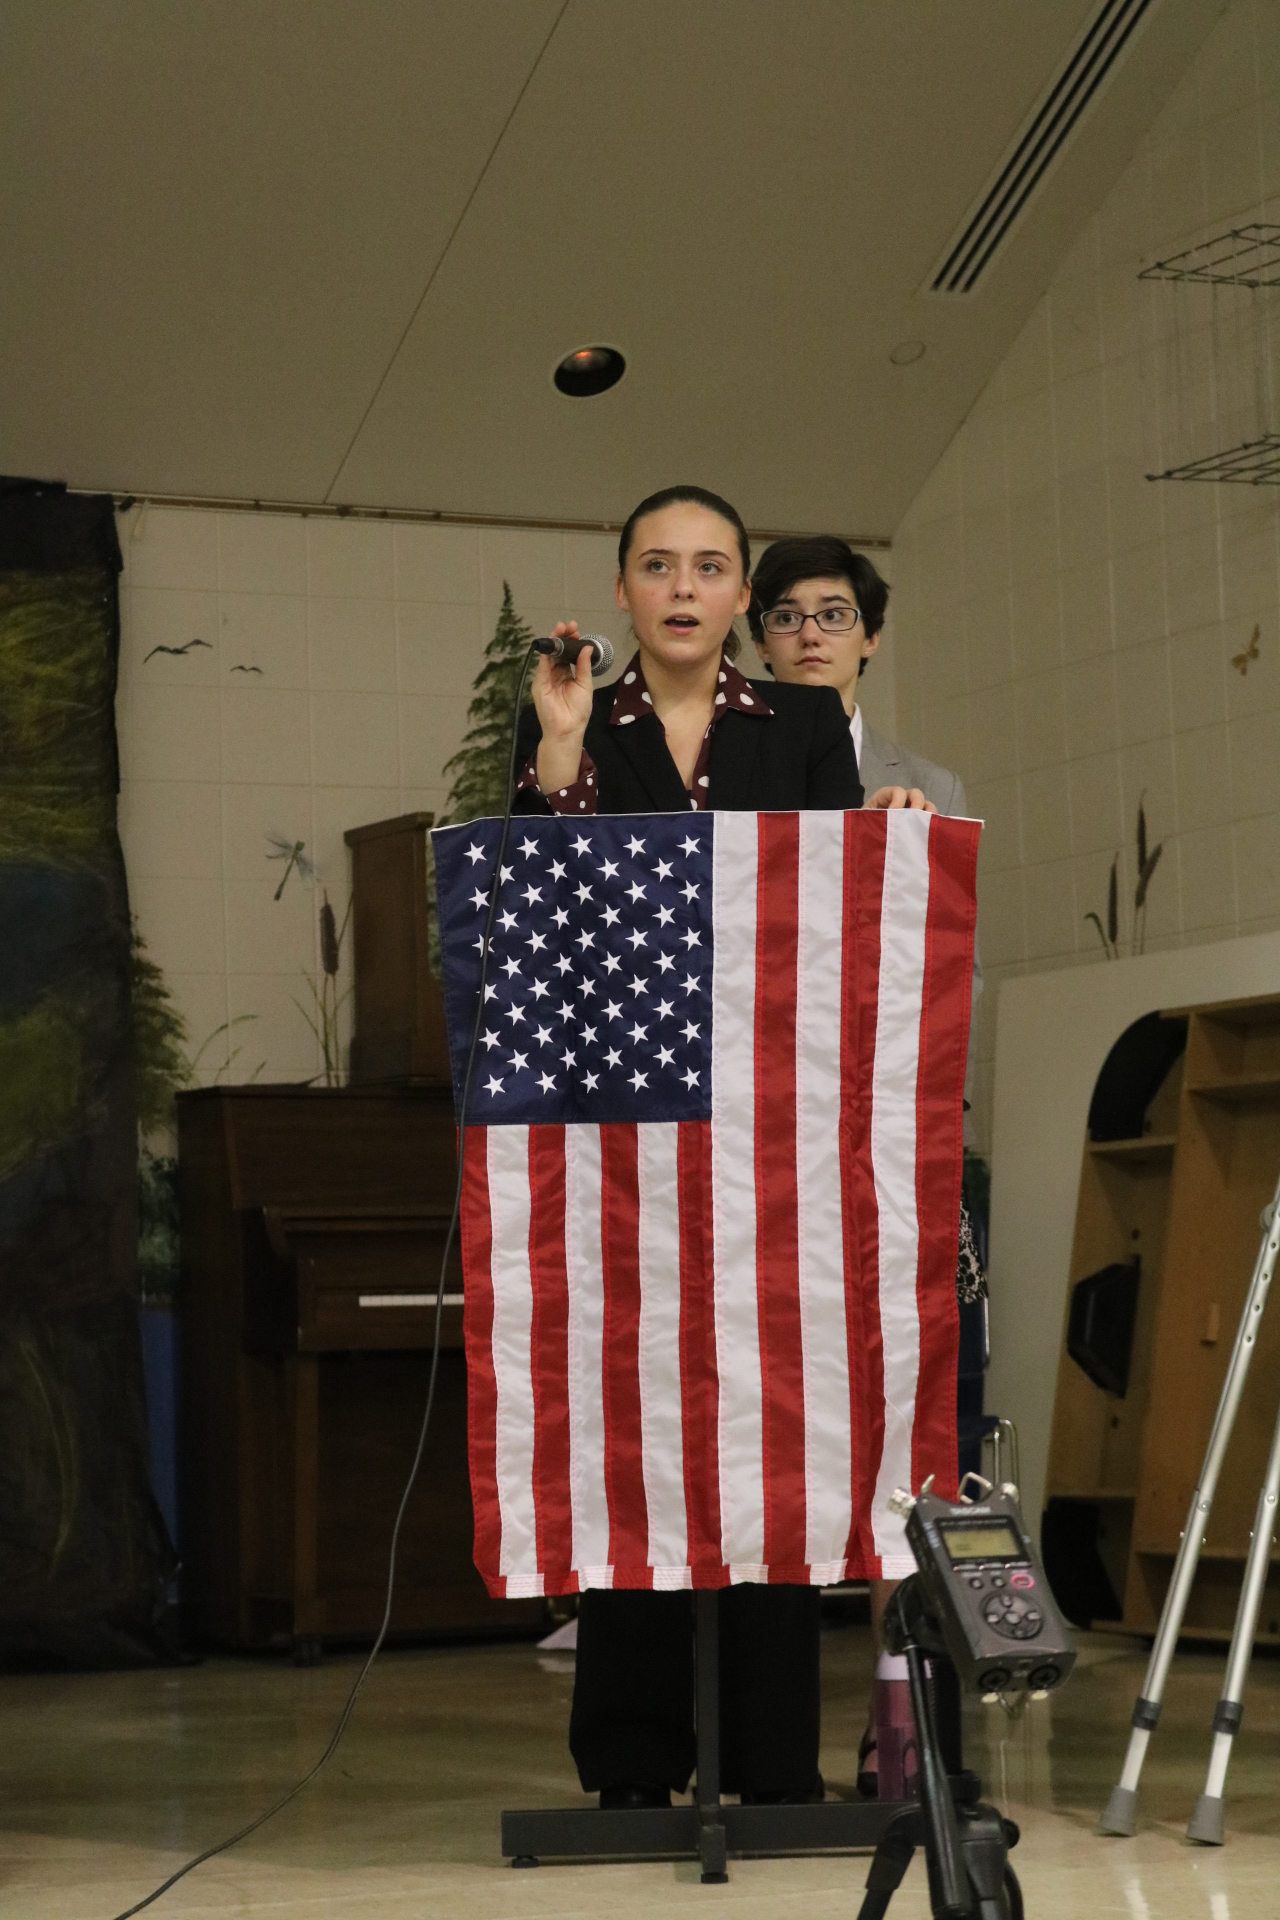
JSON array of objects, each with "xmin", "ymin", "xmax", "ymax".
[
  {"xmin": 565, "ymin": 1124, "xmax": 611, "ymax": 1585},
  {"xmin": 710, "ymin": 811, "xmax": 766, "ymax": 1573},
  {"xmin": 797, "ymin": 811, "xmax": 854, "ymax": 1577},
  {"xmin": 870, "ymin": 812, "xmax": 931, "ymax": 1572},
  {"xmin": 638, "ymin": 1122, "xmax": 690, "ymax": 1586},
  {"xmin": 486, "ymin": 1127, "xmax": 542, "ymax": 1592}
]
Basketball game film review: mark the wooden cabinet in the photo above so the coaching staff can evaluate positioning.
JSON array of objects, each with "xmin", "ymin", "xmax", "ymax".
[
  {"xmin": 344, "ymin": 812, "xmax": 450, "ymax": 1085},
  {"xmin": 178, "ymin": 1086, "xmax": 544, "ymax": 1652},
  {"xmin": 1045, "ymin": 991, "xmax": 1280, "ymax": 1640}
]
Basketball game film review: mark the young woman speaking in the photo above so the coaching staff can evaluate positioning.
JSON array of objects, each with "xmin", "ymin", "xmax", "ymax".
[{"xmin": 514, "ymin": 484, "xmax": 860, "ymax": 1807}]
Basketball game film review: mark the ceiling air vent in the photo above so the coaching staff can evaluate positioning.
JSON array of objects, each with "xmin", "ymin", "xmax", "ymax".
[{"xmin": 928, "ymin": 0, "xmax": 1157, "ymax": 296}]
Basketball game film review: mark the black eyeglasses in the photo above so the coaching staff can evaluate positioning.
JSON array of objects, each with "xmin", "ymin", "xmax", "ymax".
[{"xmin": 760, "ymin": 605, "xmax": 861, "ymax": 636}]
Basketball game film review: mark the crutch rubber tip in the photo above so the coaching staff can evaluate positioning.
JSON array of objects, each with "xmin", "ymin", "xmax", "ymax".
[
  {"xmin": 1186, "ymin": 1795, "xmax": 1225, "ymax": 1846},
  {"xmin": 1099, "ymin": 1786, "xmax": 1138, "ymax": 1835}
]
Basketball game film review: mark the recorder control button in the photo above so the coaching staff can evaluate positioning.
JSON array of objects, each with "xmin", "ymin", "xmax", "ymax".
[{"xmin": 984, "ymin": 1594, "xmax": 1045, "ymax": 1640}]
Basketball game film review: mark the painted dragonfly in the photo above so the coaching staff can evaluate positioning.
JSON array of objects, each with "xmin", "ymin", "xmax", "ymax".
[{"xmin": 265, "ymin": 832, "xmax": 318, "ymax": 900}]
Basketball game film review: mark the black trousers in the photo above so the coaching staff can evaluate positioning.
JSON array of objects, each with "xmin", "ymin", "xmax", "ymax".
[{"xmin": 569, "ymin": 1584, "xmax": 822, "ymax": 1795}]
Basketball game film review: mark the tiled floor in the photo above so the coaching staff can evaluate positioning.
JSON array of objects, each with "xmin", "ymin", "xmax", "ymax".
[{"xmin": 3, "ymin": 1623, "xmax": 1277, "ymax": 1917}]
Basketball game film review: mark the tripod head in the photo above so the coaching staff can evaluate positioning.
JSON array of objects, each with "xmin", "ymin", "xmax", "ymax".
[{"xmin": 859, "ymin": 1480, "xmax": 1074, "ymax": 1920}]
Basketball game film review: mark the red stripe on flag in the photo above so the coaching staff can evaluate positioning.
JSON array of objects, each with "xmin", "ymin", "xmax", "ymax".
[
  {"xmin": 844, "ymin": 811, "xmax": 888, "ymax": 1578},
  {"xmin": 911, "ymin": 821, "xmax": 980, "ymax": 1498},
  {"xmin": 528, "ymin": 1127, "xmax": 573, "ymax": 1590},
  {"xmin": 678, "ymin": 1120, "xmax": 724, "ymax": 1583},
  {"xmin": 754, "ymin": 813, "xmax": 807, "ymax": 1576},
  {"xmin": 600, "ymin": 1123, "xmax": 651, "ymax": 1584},
  {"xmin": 460, "ymin": 1127, "xmax": 504, "ymax": 1597}
]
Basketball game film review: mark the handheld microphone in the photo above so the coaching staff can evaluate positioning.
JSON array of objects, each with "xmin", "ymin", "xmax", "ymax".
[{"xmin": 532, "ymin": 632, "xmax": 615, "ymax": 677}]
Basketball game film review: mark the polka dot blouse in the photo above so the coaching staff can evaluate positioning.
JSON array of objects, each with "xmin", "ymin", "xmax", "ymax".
[{"xmin": 515, "ymin": 649, "xmax": 773, "ymax": 814}]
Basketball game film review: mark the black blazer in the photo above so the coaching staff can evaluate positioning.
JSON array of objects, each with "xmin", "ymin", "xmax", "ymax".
[{"xmin": 514, "ymin": 676, "xmax": 863, "ymax": 815}]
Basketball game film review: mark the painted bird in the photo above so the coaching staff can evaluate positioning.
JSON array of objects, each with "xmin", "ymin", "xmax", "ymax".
[{"xmin": 144, "ymin": 638, "xmax": 212, "ymax": 661}]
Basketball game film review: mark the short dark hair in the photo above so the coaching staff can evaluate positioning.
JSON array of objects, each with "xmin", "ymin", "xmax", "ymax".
[
  {"xmin": 617, "ymin": 485, "xmax": 751, "ymax": 580},
  {"xmin": 748, "ymin": 537, "xmax": 889, "ymax": 673}
]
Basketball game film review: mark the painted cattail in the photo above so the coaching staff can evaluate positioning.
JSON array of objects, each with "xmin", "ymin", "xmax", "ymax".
[
  {"xmin": 1137, "ymin": 792, "xmax": 1148, "ymax": 875},
  {"xmin": 320, "ymin": 891, "xmax": 340, "ymax": 977},
  {"xmin": 1107, "ymin": 855, "xmax": 1119, "ymax": 948}
]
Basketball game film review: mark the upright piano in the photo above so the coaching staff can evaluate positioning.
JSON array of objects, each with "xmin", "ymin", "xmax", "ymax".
[{"xmin": 178, "ymin": 817, "xmax": 545, "ymax": 1655}]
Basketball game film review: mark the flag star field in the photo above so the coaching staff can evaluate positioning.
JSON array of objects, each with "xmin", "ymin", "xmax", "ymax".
[{"xmin": 434, "ymin": 814, "xmax": 715, "ymax": 1125}]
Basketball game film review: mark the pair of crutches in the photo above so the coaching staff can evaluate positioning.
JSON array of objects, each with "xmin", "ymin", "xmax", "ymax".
[{"xmin": 1100, "ymin": 1165, "xmax": 1280, "ymax": 1845}]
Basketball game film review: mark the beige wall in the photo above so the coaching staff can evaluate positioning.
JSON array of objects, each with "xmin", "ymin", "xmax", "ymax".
[
  {"xmin": 117, "ymin": 506, "xmax": 893, "ymax": 1089},
  {"xmin": 116, "ymin": 507, "xmax": 629, "ymax": 1087},
  {"xmin": 887, "ymin": 0, "xmax": 1280, "ymax": 1155}
]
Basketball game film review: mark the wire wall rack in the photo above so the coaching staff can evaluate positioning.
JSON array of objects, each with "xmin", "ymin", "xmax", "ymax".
[
  {"xmin": 1138, "ymin": 223, "xmax": 1280, "ymax": 290},
  {"xmin": 1147, "ymin": 434, "xmax": 1280, "ymax": 487},
  {"xmin": 1141, "ymin": 224, "xmax": 1280, "ymax": 486}
]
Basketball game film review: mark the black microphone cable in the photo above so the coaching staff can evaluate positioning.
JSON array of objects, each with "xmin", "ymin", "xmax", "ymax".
[{"xmin": 109, "ymin": 642, "xmax": 541, "ymax": 1919}]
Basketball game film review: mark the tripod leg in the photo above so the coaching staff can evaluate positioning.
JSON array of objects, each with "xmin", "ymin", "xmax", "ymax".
[
  {"xmin": 856, "ymin": 1814, "xmax": 919, "ymax": 1920},
  {"xmin": 1101, "ymin": 1177, "xmax": 1280, "ymax": 1837},
  {"xmin": 956, "ymin": 1801, "xmax": 1015, "ymax": 1920},
  {"xmin": 1002, "ymin": 1863, "xmax": 1024, "ymax": 1920},
  {"xmin": 905, "ymin": 1641, "xmax": 971, "ymax": 1918},
  {"xmin": 1187, "ymin": 1394, "xmax": 1280, "ymax": 1845}
]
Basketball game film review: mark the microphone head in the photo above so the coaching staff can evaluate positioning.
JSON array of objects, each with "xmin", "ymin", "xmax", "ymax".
[
  {"xmin": 581, "ymin": 633, "xmax": 614, "ymax": 678},
  {"xmin": 534, "ymin": 631, "xmax": 615, "ymax": 676}
]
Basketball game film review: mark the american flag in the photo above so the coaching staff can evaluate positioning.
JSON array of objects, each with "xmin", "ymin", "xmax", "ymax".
[{"xmin": 433, "ymin": 808, "xmax": 980, "ymax": 1596}]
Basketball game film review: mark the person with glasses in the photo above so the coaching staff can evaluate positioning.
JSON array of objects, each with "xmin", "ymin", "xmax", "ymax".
[
  {"xmin": 750, "ymin": 534, "xmax": 985, "ymax": 1800},
  {"xmin": 749, "ymin": 535, "xmax": 964, "ymax": 815}
]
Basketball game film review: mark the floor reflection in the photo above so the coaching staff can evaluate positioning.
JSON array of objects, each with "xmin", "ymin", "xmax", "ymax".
[{"xmin": 1, "ymin": 1622, "xmax": 1277, "ymax": 1917}]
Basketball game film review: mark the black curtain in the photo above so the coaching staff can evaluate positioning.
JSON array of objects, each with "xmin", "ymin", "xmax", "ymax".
[{"xmin": 0, "ymin": 477, "xmax": 174, "ymax": 1665}]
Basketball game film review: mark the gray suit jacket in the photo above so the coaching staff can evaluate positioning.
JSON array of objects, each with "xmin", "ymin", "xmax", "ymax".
[
  {"xmin": 857, "ymin": 717, "xmax": 984, "ymax": 1108},
  {"xmin": 858, "ymin": 719, "xmax": 969, "ymax": 821}
]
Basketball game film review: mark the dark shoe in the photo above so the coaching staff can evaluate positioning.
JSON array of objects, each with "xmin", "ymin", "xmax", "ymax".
[
  {"xmin": 740, "ymin": 1771, "xmax": 825, "ymax": 1806},
  {"xmin": 599, "ymin": 1783, "xmax": 672, "ymax": 1810},
  {"xmin": 856, "ymin": 1729, "xmax": 878, "ymax": 1800}
]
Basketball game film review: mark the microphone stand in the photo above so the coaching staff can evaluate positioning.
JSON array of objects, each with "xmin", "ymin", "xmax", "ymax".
[{"xmin": 856, "ymin": 1578, "xmax": 1022, "ymax": 1920}]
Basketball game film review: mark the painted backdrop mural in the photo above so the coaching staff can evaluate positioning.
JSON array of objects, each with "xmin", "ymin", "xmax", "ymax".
[{"xmin": 0, "ymin": 479, "xmax": 172, "ymax": 1663}]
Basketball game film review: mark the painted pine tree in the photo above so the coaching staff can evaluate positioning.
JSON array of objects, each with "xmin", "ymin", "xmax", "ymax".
[
  {"xmin": 427, "ymin": 582, "xmax": 537, "ymax": 971},
  {"xmin": 439, "ymin": 581, "xmax": 537, "ymax": 824}
]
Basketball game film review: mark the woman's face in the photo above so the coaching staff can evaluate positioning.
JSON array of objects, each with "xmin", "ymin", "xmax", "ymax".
[
  {"xmin": 616, "ymin": 502, "xmax": 751, "ymax": 673},
  {"xmin": 753, "ymin": 574, "xmax": 878, "ymax": 708}
]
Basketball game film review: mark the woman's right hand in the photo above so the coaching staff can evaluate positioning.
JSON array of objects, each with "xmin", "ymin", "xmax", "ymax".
[{"xmin": 533, "ymin": 621, "xmax": 595, "ymax": 793}]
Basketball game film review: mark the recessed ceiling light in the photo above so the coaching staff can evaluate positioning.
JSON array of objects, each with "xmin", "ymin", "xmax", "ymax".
[
  {"xmin": 554, "ymin": 345, "xmax": 626, "ymax": 397},
  {"xmin": 889, "ymin": 339, "xmax": 927, "ymax": 366}
]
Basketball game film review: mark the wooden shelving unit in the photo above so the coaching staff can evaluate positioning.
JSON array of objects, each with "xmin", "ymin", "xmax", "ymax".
[
  {"xmin": 1044, "ymin": 990, "xmax": 1280, "ymax": 1638},
  {"xmin": 1088, "ymin": 1134, "xmax": 1177, "ymax": 1166}
]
